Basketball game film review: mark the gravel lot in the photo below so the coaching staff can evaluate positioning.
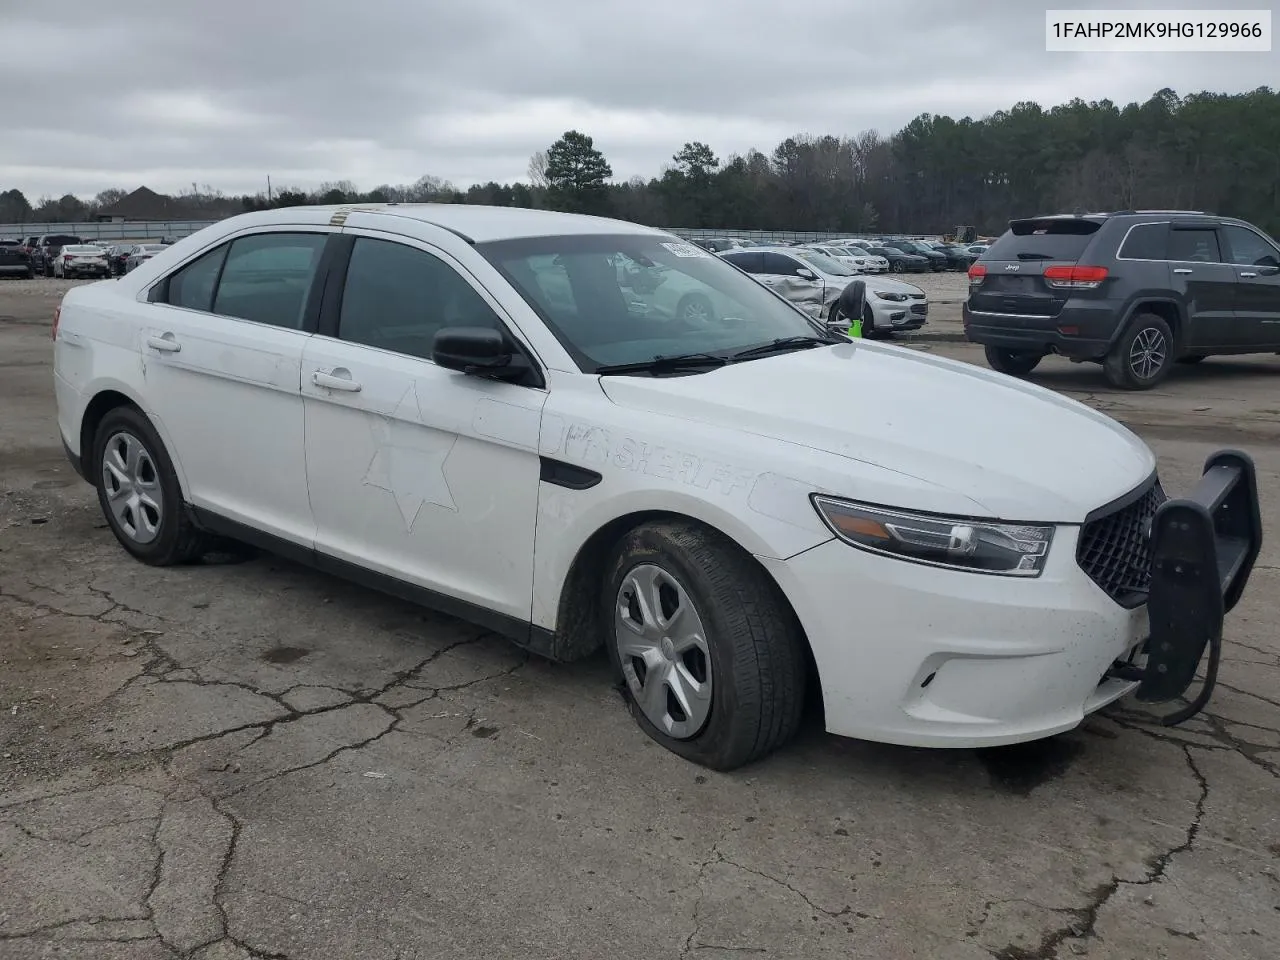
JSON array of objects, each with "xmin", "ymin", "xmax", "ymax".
[{"xmin": 1, "ymin": 278, "xmax": 1278, "ymax": 960}]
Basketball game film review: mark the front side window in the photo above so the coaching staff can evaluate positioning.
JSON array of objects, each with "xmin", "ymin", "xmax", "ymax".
[
  {"xmin": 212, "ymin": 232, "xmax": 327, "ymax": 329},
  {"xmin": 478, "ymin": 233, "xmax": 825, "ymax": 371},
  {"xmin": 337, "ymin": 238, "xmax": 501, "ymax": 360},
  {"xmin": 1221, "ymin": 225, "xmax": 1280, "ymax": 267},
  {"xmin": 761, "ymin": 253, "xmax": 805, "ymax": 276},
  {"xmin": 795, "ymin": 250, "xmax": 853, "ymax": 275}
]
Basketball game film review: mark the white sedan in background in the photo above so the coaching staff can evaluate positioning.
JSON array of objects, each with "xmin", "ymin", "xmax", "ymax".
[
  {"xmin": 806, "ymin": 243, "xmax": 890, "ymax": 274},
  {"xmin": 52, "ymin": 203, "xmax": 1261, "ymax": 770},
  {"xmin": 53, "ymin": 245, "xmax": 112, "ymax": 279}
]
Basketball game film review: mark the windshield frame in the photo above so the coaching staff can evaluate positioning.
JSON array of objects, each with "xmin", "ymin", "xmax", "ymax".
[{"xmin": 476, "ymin": 232, "xmax": 834, "ymax": 374}]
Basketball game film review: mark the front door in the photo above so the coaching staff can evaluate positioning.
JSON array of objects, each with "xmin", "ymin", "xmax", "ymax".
[
  {"xmin": 140, "ymin": 229, "xmax": 332, "ymax": 545},
  {"xmin": 300, "ymin": 231, "xmax": 547, "ymax": 623}
]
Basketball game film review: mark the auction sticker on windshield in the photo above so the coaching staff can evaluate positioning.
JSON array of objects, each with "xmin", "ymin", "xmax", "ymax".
[{"xmin": 660, "ymin": 241, "xmax": 709, "ymax": 258}]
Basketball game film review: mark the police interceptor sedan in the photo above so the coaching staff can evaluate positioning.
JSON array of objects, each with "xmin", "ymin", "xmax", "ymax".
[{"xmin": 52, "ymin": 204, "xmax": 1263, "ymax": 770}]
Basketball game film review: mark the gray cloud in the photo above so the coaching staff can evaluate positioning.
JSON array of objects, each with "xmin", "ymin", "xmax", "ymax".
[{"xmin": 2, "ymin": 0, "xmax": 1275, "ymax": 199}]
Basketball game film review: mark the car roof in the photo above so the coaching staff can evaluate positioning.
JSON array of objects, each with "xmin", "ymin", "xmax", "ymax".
[{"xmin": 275, "ymin": 203, "xmax": 669, "ymax": 243}]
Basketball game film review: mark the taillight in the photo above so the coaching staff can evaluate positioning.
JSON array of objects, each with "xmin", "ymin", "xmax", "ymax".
[
  {"xmin": 1043, "ymin": 265, "xmax": 1108, "ymax": 289},
  {"xmin": 52, "ymin": 305, "xmax": 61, "ymax": 340},
  {"xmin": 967, "ymin": 263, "xmax": 987, "ymax": 286}
]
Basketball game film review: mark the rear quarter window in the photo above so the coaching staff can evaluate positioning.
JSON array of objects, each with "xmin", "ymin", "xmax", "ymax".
[
  {"xmin": 984, "ymin": 219, "xmax": 1102, "ymax": 262},
  {"xmin": 1117, "ymin": 222, "xmax": 1169, "ymax": 260}
]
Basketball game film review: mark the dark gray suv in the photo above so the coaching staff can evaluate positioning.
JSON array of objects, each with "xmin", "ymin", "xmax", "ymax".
[{"xmin": 962, "ymin": 211, "xmax": 1280, "ymax": 389}]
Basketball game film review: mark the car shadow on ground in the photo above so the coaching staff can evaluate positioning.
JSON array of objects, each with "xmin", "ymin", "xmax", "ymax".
[{"xmin": 1019, "ymin": 354, "xmax": 1280, "ymax": 395}]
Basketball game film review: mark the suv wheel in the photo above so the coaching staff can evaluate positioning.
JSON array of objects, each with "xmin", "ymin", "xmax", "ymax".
[
  {"xmin": 1104, "ymin": 313, "xmax": 1173, "ymax": 390},
  {"xmin": 984, "ymin": 346, "xmax": 1042, "ymax": 377}
]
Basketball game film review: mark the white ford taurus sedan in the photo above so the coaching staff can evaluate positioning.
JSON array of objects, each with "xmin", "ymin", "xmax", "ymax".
[{"xmin": 53, "ymin": 204, "xmax": 1262, "ymax": 769}]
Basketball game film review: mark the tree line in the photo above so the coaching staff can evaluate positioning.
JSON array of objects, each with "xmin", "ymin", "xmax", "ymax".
[{"xmin": 3, "ymin": 87, "xmax": 1277, "ymax": 237}]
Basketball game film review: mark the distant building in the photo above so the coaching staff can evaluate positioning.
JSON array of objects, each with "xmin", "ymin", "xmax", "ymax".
[{"xmin": 94, "ymin": 186, "xmax": 198, "ymax": 222}]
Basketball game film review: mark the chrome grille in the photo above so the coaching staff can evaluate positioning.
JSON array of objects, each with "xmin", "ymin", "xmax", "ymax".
[{"xmin": 1076, "ymin": 481, "xmax": 1166, "ymax": 607}]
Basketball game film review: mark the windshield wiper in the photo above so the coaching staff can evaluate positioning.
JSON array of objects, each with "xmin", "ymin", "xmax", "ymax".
[
  {"xmin": 594, "ymin": 352, "xmax": 729, "ymax": 376},
  {"xmin": 729, "ymin": 336, "xmax": 836, "ymax": 361},
  {"xmin": 1016, "ymin": 252, "xmax": 1053, "ymax": 260}
]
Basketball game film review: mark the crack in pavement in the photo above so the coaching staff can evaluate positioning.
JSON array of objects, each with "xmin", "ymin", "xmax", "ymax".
[{"xmin": 988, "ymin": 745, "xmax": 1211, "ymax": 960}]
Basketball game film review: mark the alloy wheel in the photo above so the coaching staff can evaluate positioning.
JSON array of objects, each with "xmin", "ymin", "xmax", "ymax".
[
  {"xmin": 1129, "ymin": 327, "xmax": 1168, "ymax": 381},
  {"xmin": 100, "ymin": 430, "xmax": 164, "ymax": 544}
]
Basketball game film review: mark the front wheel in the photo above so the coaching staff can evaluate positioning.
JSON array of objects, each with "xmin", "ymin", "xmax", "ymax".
[
  {"xmin": 984, "ymin": 345, "xmax": 1043, "ymax": 376},
  {"xmin": 605, "ymin": 521, "xmax": 807, "ymax": 770},
  {"xmin": 1104, "ymin": 314, "xmax": 1174, "ymax": 390},
  {"xmin": 93, "ymin": 406, "xmax": 209, "ymax": 565}
]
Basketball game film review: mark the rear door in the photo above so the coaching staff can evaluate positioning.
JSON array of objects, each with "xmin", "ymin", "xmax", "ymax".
[
  {"xmin": 968, "ymin": 217, "xmax": 1105, "ymax": 320},
  {"xmin": 140, "ymin": 228, "xmax": 335, "ymax": 545},
  {"xmin": 1220, "ymin": 223, "xmax": 1280, "ymax": 348},
  {"xmin": 1167, "ymin": 225, "xmax": 1239, "ymax": 348}
]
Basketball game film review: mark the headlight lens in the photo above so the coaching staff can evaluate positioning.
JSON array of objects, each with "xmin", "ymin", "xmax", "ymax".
[
  {"xmin": 812, "ymin": 496, "xmax": 1054, "ymax": 577},
  {"xmin": 873, "ymin": 290, "xmax": 908, "ymax": 301}
]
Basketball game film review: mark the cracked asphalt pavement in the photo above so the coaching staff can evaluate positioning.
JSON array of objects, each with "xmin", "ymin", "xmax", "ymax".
[{"xmin": 2, "ymin": 282, "xmax": 1279, "ymax": 959}]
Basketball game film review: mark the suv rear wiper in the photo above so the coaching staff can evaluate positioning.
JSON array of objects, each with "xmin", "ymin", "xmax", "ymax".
[
  {"xmin": 1016, "ymin": 253, "xmax": 1053, "ymax": 260},
  {"xmin": 594, "ymin": 352, "xmax": 729, "ymax": 376},
  {"xmin": 729, "ymin": 336, "xmax": 836, "ymax": 361}
]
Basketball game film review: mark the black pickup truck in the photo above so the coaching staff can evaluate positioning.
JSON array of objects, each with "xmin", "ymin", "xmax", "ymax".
[{"xmin": 31, "ymin": 234, "xmax": 83, "ymax": 277}]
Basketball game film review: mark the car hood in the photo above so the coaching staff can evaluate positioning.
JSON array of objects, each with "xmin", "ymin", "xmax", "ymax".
[
  {"xmin": 598, "ymin": 343, "xmax": 1154, "ymax": 522},
  {"xmin": 863, "ymin": 276, "xmax": 924, "ymax": 296}
]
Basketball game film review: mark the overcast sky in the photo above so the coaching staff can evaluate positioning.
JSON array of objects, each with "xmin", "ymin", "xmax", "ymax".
[{"xmin": 3, "ymin": 0, "xmax": 1276, "ymax": 200}]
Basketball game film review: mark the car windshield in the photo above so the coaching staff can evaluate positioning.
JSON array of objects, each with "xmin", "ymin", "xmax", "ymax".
[
  {"xmin": 794, "ymin": 250, "xmax": 854, "ymax": 275},
  {"xmin": 477, "ymin": 233, "xmax": 827, "ymax": 371}
]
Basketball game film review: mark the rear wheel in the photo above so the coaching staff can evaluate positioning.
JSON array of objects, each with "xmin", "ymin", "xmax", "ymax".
[
  {"xmin": 605, "ymin": 521, "xmax": 807, "ymax": 770},
  {"xmin": 984, "ymin": 345, "xmax": 1043, "ymax": 377},
  {"xmin": 93, "ymin": 406, "xmax": 209, "ymax": 565},
  {"xmin": 1104, "ymin": 313, "xmax": 1174, "ymax": 390}
]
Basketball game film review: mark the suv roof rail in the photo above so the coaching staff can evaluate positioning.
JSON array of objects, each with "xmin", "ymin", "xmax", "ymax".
[{"xmin": 1108, "ymin": 209, "xmax": 1212, "ymax": 216}]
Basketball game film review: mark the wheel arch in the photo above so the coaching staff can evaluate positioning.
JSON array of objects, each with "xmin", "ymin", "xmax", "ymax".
[
  {"xmin": 78, "ymin": 386, "xmax": 189, "ymax": 496},
  {"xmin": 542, "ymin": 508, "xmax": 824, "ymax": 717},
  {"xmin": 1119, "ymin": 297, "xmax": 1184, "ymax": 350}
]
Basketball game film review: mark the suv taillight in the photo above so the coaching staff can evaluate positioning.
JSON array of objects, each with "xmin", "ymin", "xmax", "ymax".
[
  {"xmin": 1043, "ymin": 265, "xmax": 1108, "ymax": 289},
  {"xmin": 967, "ymin": 263, "xmax": 987, "ymax": 286},
  {"xmin": 52, "ymin": 305, "xmax": 61, "ymax": 340}
]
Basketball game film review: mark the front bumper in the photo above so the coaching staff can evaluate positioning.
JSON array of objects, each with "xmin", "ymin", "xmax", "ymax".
[{"xmin": 761, "ymin": 451, "xmax": 1262, "ymax": 747}]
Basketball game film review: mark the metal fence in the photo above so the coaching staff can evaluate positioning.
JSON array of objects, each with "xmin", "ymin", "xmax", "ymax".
[
  {"xmin": 0, "ymin": 220, "xmax": 217, "ymax": 242},
  {"xmin": 0, "ymin": 218, "xmax": 941, "ymax": 245}
]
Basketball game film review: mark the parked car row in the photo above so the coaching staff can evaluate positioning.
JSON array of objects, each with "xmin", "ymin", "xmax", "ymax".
[
  {"xmin": 6, "ymin": 236, "xmax": 175, "ymax": 278},
  {"xmin": 691, "ymin": 235, "xmax": 981, "ymax": 274}
]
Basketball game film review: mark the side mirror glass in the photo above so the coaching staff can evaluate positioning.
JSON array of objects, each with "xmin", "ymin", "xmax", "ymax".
[
  {"xmin": 432, "ymin": 326, "xmax": 511, "ymax": 373},
  {"xmin": 796, "ymin": 268, "xmax": 815, "ymax": 280}
]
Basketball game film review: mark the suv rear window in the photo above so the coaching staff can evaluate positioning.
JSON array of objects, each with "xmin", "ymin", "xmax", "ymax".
[{"xmin": 984, "ymin": 218, "xmax": 1101, "ymax": 262}]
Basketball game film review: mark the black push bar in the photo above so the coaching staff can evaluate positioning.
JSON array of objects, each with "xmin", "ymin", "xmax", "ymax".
[{"xmin": 1107, "ymin": 449, "xmax": 1263, "ymax": 725}]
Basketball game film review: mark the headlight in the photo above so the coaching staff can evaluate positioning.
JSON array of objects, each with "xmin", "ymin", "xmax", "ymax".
[
  {"xmin": 873, "ymin": 290, "xmax": 908, "ymax": 301},
  {"xmin": 812, "ymin": 496, "xmax": 1054, "ymax": 577}
]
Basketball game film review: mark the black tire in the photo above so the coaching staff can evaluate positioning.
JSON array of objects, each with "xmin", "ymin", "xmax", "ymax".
[
  {"xmin": 92, "ymin": 406, "xmax": 209, "ymax": 565},
  {"xmin": 604, "ymin": 520, "xmax": 807, "ymax": 770},
  {"xmin": 984, "ymin": 345, "xmax": 1043, "ymax": 377},
  {"xmin": 1104, "ymin": 313, "xmax": 1174, "ymax": 390},
  {"xmin": 1177, "ymin": 355, "xmax": 1207, "ymax": 365},
  {"xmin": 676, "ymin": 293, "xmax": 715, "ymax": 325}
]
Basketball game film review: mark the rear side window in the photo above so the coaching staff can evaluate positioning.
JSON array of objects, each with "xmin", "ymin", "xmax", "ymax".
[
  {"xmin": 212, "ymin": 233, "xmax": 327, "ymax": 329},
  {"xmin": 984, "ymin": 219, "xmax": 1101, "ymax": 261},
  {"xmin": 1118, "ymin": 223, "xmax": 1168, "ymax": 260},
  {"xmin": 167, "ymin": 244, "xmax": 229, "ymax": 312},
  {"xmin": 1168, "ymin": 228, "xmax": 1221, "ymax": 263}
]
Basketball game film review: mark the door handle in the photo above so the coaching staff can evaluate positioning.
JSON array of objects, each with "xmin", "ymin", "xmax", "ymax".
[
  {"xmin": 145, "ymin": 335, "xmax": 181, "ymax": 353},
  {"xmin": 311, "ymin": 370, "xmax": 362, "ymax": 392},
  {"xmin": 1240, "ymin": 271, "xmax": 1258, "ymax": 278},
  {"xmin": 1173, "ymin": 268, "xmax": 1193, "ymax": 275}
]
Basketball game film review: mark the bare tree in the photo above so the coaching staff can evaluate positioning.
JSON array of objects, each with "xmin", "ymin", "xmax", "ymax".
[{"xmin": 527, "ymin": 150, "xmax": 549, "ymax": 188}]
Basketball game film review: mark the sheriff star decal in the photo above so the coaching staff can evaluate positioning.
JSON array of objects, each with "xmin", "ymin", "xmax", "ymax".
[{"xmin": 362, "ymin": 383, "xmax": 458, "ymax": 530}]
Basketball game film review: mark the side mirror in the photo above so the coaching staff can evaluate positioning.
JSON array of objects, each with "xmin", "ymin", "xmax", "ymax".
[
  {"xmin": 432, "ymin": 326, "xmax": 512, "ymax": 372},
  {"xmin": 796, "ymin": 268, "xmax": 816, "ymax": 280}
]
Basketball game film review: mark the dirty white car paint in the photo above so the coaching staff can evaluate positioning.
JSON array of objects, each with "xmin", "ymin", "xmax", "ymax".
[{"xmin": 54, "ymin": 204, "xmax": 1161, "ymax": 770}]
